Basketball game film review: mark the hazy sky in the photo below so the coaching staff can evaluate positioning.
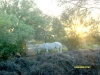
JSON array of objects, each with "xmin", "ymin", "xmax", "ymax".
[
  {"xmin": 34, "ymin": 0, "xmax": 100, "ymax": 18},
  {"xmin": 34, "ymin": 0, "xmax": 64, "ymax": 17}
]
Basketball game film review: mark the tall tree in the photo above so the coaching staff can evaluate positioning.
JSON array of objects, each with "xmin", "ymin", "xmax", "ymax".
[
  {"xmin": 58, "ymin": 0, "xmax": 100, "ymax": 50},
  {"xmin": 0, "ymin": 0, "xmax": 51, "ymax": 59}
]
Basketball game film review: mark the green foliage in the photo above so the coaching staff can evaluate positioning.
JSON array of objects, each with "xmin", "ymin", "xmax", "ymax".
[
  {"xmin": 0, "ymin": 11, "xmax": 34, "ymax": 44},
  {"xmin": 0, "ymin": 0, "xmax": 99, "ymax": 59},
  {"xmin": 34, "ymin": 16, "xmax": 52, "ymax": 42},
  {"xmin": 0, "ymin": 0, "xmax": 38, "ymax": 59},
  {"xmin": 60, "ymin": 8, "xmax": 100, "ymax": 50},
  {"xmin": 52, "ymin": 18, "xmax": 65, "ymax": 38},
  {"xmin": 0, "ymin": 42, "xmax": 18, "ymax": 60},
  {"xmin": 61, "ymin": 35, "xmax": 80, "ymax": 50},
  {"xmin": 0, "ymin": 0, "xmax": 53, "ymax": 59},
  {"xmin": 66, "ymin": 37, "xmax": 80, "ymax": 50}
]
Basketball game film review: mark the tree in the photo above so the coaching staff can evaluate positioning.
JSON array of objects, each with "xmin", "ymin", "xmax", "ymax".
[
  {"xmin": 0, "ymin": 0, "xmax": 50, "ymax": 59},
  {"xmin": 58, "ymin": 0, "xmax": 100, "ymax": 50},
  {"xmin": 51, "ymin": 18, "xmax": 65, "ymax": 42}
]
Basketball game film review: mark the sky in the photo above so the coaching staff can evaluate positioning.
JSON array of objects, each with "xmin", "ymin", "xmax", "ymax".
[
  {"xmin": 34, "ymin": 0, "xmax": 100, "ymax": 18},
  {"xmin": 34, "ymin": 0, "xmax": 64, "ymax": 17}
]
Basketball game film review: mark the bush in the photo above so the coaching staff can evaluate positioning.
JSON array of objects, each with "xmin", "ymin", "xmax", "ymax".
[
  {"xmin": 0, "ymin": 61, "xmax": 21, "ymax": 75},
  {"xmin": 0, "ymin": 47, "xmax": 11, "ymax": 60},
  {"xmin": 61, "ymin": 37, "xmax": 80, "ymax": 50},
  {"xmin": 0, "ymin": 43, "xmax": 20, "ymax": 60},
  {"xmin": 30, "ymin": 65, "xmax": 40, "ymax": 75},
  {"xmin": 0, "ymin": 71, "xmax": 18, "ymax": 75},
  {"xmin": 15, "ymin": 58, "xmax": 29, "ymax": 69},
  {"xmin": 40, "ymin": 63, "xmax": 63, "ymax": 75},
  {"xmin": 0, "ymin": 49, "xmax": 100, "ymax": 75}
]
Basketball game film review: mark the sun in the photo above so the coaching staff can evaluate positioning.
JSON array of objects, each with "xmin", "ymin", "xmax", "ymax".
[
  {"xmin": 34, "ymin": 0, "xmax": 63, "ymax": 17},
  {"xmin": 76, "ymin": 26, "xmax": 83, "ymax": 33},
  {"xmin": 76, "ymin": 26, "xmax": 91, "ymax": 33},
  {"xmin": 76, "ymin": 25, "xmax": 91, "ymax": 37}
]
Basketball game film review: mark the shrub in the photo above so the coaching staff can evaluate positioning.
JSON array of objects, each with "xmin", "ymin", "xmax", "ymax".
[
  {"xmin": 0, "ymin": 49, "xmax": 99, "ymax": 75},
  {"xmin": 30, "ymin": 65, "xmax": 40, "ymax": 75},
  {"xmin": 61, "ymin": 36, "xmax": 80, "ymax": 51},
  {"xmin": 0, "ymin": 47, "xmax": 11, "ymax": 60},
  {"xmin": 15, "ymin": 58, "xmax": 29, "ymax": 69},
  {"xmin": 0, "ymin": 71, "xmax": 18, "ymax": 75},
  {"xmin": 0, "ymin": 61, "xmax": 21, "ymax": 75}
]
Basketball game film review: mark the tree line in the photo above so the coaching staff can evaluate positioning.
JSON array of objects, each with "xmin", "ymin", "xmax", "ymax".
[{"xmin": 0, "ymin": 0, "xmax": 100, "ymax": 60}]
